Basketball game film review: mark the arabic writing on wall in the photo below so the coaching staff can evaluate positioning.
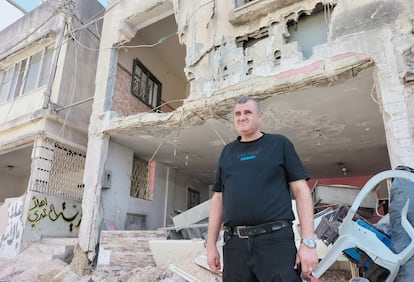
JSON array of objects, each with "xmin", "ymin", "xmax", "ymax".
[
  {"xmin": 27, "ymin": 195, "xmax": 82, "ymax": 232},
  {"xmin": 0, "ymin": 197, "xmax": 24, "ymax": 258}
]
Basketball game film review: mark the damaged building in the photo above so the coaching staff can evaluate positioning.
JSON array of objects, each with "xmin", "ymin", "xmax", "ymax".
[
  {"xmin": 1, "ymin": 0, "xmax": 414, "ymax": 280},
  {"xmin": 0, "ymin": 0, "xmax": 103, "ymax": 258}
]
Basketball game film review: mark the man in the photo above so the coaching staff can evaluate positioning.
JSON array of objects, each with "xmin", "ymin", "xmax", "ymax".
[{"xmin": 207, "ymin": 96, "xmax": 318, "ymax": 281}]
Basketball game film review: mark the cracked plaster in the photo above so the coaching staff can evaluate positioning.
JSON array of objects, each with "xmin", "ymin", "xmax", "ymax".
[{"xmin": 106, "ymin": 52, "xmax": 374, "ymax": 137}]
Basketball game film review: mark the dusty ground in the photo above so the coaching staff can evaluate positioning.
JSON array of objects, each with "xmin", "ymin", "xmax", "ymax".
[
  {"xmin": 0, "ymin": 243, "xmax": 352, "ymax": 282},
  {"xmin": 34, "ymin": 265, "xmax": 352, "ymax": 282},
  {"xmin": 319, "ymin": 269, "xmax": 352, "ymax": 282},
  {"xmin": 39, "ymin": 266, "xmax": 352, "ymax": 282}
]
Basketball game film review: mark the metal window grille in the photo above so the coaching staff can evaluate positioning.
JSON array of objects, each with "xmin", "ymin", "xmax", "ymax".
[
  {"xmin": 130, "ymin": 157, "xmax": 153, "ymax": 200},
  {"xmin": 29, "ymin": 137, "xmax": 86, "ymax": 201},
  {"xmin": 131, "ymin": 58, "xmax": 162, "ymax": 112}
]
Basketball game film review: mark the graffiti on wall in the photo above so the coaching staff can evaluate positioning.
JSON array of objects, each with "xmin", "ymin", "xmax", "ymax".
[
  {"xmin": 27, "ymin": 195, "xmax": 82, "ymax": 232},
  {"xmin": 0, "ymin": 197, "xmax": 24, "ymax": 258}
]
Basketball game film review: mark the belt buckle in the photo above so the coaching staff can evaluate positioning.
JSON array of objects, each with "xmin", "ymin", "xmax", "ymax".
[
  {"xmin": 271, "ymin": 221, "xmax": 283, "ymax": 231},
  {"xmin": 236, "ymin": 226, "xmax": 249, "ymax": 239}
]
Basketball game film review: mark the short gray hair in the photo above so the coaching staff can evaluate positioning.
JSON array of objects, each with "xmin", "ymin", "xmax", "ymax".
[{"xmin": 236, "ymin": 96, "xmax": 260, "ymax": 111}]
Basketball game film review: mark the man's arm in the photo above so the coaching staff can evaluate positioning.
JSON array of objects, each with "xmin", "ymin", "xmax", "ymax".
[
  {"xmin": 290, "ymin": 179, "xmax": 319, "ymax": 276},
  {"xmin": 207, "ymin": 192, "xmax": 223, "ymax": 275}
]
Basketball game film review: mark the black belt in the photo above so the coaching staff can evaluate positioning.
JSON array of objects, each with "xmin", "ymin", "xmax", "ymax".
[{"xmin": 225, "ymin": 220, "xmax": 291, "ymax": 238}]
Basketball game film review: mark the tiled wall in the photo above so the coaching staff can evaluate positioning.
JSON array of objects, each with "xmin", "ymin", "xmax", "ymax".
[{"xmin": 97, "ymin": 230, "xmax": 167, "ymax": 271}]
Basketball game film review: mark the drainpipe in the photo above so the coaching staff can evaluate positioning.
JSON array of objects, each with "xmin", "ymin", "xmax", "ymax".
[
  {"xmin": 163, "ymin": 167, "xmax": 170, "ymax": 226},
  {"xmin": 42, "ymin": 12, "xmax": 66, "ymax": 109}
]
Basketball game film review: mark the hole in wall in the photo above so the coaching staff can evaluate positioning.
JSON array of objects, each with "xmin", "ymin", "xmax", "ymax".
[
  {"xmin": 274, "ymin": 50, "xmax": 281, "ymax": 65},
  {"xmin": 236, "ymin": 27, "xmax": 269, "ymax": 76},
  {"xmin": 223, "ymin": 65, "xmax": 229, "ymax": 80},
  {"xmin": 285, "ymin": 3, "xmax": 335, "ymax": 59},
  {"xmin": 246, "ymin": 59, "xmax": 253, "ymax": 75},
  {"xmin": 236, "ymin": 26, "xmax": 269, "ymax": 49}
]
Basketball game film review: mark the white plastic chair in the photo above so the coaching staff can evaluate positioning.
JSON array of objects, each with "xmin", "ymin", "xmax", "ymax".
[{"xmin": 312, "ymin": 170, "xmax": 414, "ymax": 282}]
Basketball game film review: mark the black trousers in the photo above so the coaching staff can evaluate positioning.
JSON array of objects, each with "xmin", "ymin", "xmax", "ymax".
[{"xmin": 222, "ymin": 226, "xmax": 302, "ymax": 282}]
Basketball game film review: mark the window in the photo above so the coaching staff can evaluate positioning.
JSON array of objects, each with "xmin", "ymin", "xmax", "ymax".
[
  {"xmin": 0, "ymin": 47, "xmax": 53, "ymax": 103},
  {"xmin": 235, "ymin": 0, "xmax": 256, "ymax": 8},
  {"xmin": 131, "ymin": 58, "xmax": 162, "ymax": 111},
  {"xmin": 130, "ymin": 157, "xmax": 156, "ymax": 200},
  {"xmin": 187, "ymin": 187, "xmax": 201, "ymax": 209}
]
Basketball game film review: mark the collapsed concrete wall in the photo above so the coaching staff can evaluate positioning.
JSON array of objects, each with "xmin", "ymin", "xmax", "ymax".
[{"xmin": 171, "ymin": 0, "xmax": 413, "ymax": 168}]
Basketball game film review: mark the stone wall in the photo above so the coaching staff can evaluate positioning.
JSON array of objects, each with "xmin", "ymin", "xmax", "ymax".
[{"xmin": 96, "ymin": 230, "xmax": 167, "ymax": 271}]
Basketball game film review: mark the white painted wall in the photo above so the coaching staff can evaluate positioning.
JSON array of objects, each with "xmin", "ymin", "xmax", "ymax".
[
  {"xmin": 0, "ymin": 172, "xmax": 28, "ymax": 202},
  {"xmin": 103, "ymin": 140, "xmax": 211, "ymax": 230},
  {"xmin": 0, "ymin": 90, "xmax": 45, "ymax": 123},
  {"xmin": 22, "ymin": 191, "xmax": 82, "ymax": 241},
  {"xmin": 0, "ymin": 196, "xmax": 24, "ymax": 259},
  {"xmin": 117, "ymin": 15, "xmax": 187, "ymax": 109},
  {"xmin": 101, "ymin": 141, "xmax": 133, "ymax": 230},
  {"xmin": 118, "ymin": 46, "xmax": 187, "ymax": 109},
  {"xmin": 128, "ymin": 163, "xmax": 168, "ymax": 230},
  {"xmin": 169, "ymin": 171, "xmax": 210, "ymax": 225}
]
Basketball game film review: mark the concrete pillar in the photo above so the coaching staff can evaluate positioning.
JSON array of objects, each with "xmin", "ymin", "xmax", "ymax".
[
  {"xmin": 78, "ymin": 134, "xmax": 109, "ymax": 261},
  {"xmin": 78, "ymin": 16, "xmax": 119, "ymax": 260},
  {"xmin": 381, "ymin": 82, "xmax": 414, "ymax": 168},
  {"xmin": 376, "ymin": 21, "xmax": 414, "ymax": 169}
]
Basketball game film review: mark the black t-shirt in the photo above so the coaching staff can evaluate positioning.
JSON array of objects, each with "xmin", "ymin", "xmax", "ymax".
[{"xmin": 213, "ymin": 133, "xmax": 309, "ymax": 226}]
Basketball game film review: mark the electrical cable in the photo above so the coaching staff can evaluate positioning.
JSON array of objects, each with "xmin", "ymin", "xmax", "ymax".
[
  {"xmin": 71, "ymin": 14, "xmax": 101, "ymax": 41},
  {"xmin": 63, "ymin": 0, "xmax": 120, "ymax": 38},
  {"xmin": 0, "ymin": 1, "xmax": 104, "ymax": 108},
  {"xmin": 370, "ymin": 82, "xmax": 380, "ymax": 106},
  {"xmin": 210, "ymin": 119, "xmax": 227, "ymax": 146},
  {"xmin": 2, "ymin": 0, "xmax": 232, "ymax": 160},
  {"xmin": 148, "ymin": 137, "xmax": 166, "ymax": 165},
  {"xmin": 0, "ymin": 1, "xmax": 71, "ymax": 91},
  {"xmin": 58, "ymin": 26, "xmax": 78, "ymax": 138},
  {"xmin": 114, "ymin": 31, "xmax": 177, "ymax": 49},
  {"xmin": 68, "ymin": 26, "xmax": 100, "ymax": 51},
  {"xmin": 114, "ymin": 0, "xmax": 214, "ymax": 50},
  {"xmin": 0, "ymin": 9, "xmax": 59, "ymax": 59},
  {"xmin": 149, "ymin": 98, "xmax": 186, "ymax": 113},
  {"xmin": 181, "ymin": 0, "xmax": 215, "ymax": 32}
]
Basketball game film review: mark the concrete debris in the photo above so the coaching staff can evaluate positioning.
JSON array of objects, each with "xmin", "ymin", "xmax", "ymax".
[
  {"xmin": 149, "ymin": 239, "xmax": 206, "ymax": 267},
  {"xmin": 168, "ymin": 264, "xmax": 203, "ymax": 282}
]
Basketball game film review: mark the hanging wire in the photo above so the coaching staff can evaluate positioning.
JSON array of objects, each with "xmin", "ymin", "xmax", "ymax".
[
  {"xmin": 0, "ymin": 12, "xmax": 58, "ymax": 58},
  {"xmin": 58, "ymin": 28, "xmax": 79, "ymax": 138},
  {"xmin": 114, "ymin": 31, "xmax": 177, "ymax": 49},
  {"xmin": 148, "ymin": 137, "xmax": 166, "ymax": 165},
  {"xmin": 209, "ymin": 109, "xmax": 227, "ymax": 145}
]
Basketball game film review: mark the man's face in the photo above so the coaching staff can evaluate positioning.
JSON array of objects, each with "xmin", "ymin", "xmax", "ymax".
[{"xmin": 234, "ymin": 100, "xmax": 263, "ymax": 136}]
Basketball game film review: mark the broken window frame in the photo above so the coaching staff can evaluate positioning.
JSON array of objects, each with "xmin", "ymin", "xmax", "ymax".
[
  {"xmin": 0, "ymin": 46, "xmax": 54, "ymax": 104},
  {"xmin": 131, "ymin": 58, "xmax": 162, "ymax": 112},
  {"xmin": 235, "ymin": 0, "xmax": 257, "ymax": 9},
  {"xmin": 130, "ymin": 157, "xmax": 155, "ymax": 201}
]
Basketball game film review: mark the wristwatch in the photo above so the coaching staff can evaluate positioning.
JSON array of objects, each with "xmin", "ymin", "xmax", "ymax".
[{"xmin": 301, "ymin": 238, "xmax": 317, "ymax": 248}]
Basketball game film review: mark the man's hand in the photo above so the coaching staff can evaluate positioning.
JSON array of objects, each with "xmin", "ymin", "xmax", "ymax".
[
  {"xmin": 206, "ymin": 192, "xmax": 223, "ymax": 275},
  {"xmin": 296, "ymin": 244, "xmax": 318, "ymax": 279},
  {"xmin": 207, "ymin": 245, "xmax": 222, "ymax": 275}
]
